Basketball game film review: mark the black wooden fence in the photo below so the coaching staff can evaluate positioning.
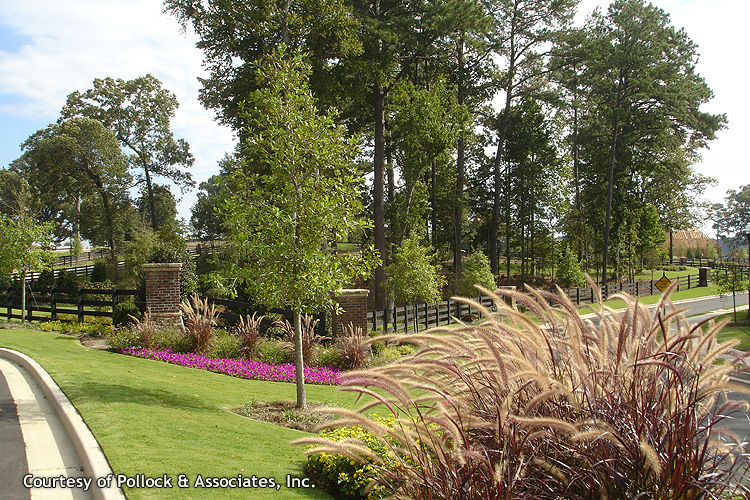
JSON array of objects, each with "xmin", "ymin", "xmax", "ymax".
[
  {"xmin": 368, "ymin": 273, "xmax": 704, "ymax": 333},
  {"xmin": 0, "ymin": 285, "xmax": 326, "ymax": 336},
  {"xmin": 200, "ymin": 296, "xmax": 327, "ymax": 337},
  {"xmin": 0, "ymin": 286, "xmax": 143, "ymax": 323}
]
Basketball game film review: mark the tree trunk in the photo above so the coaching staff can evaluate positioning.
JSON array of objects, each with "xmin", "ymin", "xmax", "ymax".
[
  {"xmin": 294, "ymin": 310, "xmax": 306, "ymax": 409},
  {"xmin": 373, "ymin": 86, "xmax": 387, "ymax": 310},
  {"xmin": 454, "ymin": 36, "xmax": 465, "ymax": 280},
  {"xmin": 491, "ymin": 96, "xmax": 512, "ymax": 277},
  {"xmin": 430, "ymin": 160, "xmax": 437, "ymax": 247},
  {"xmin": 144, "ymin": 166, "xmax": 158, "ymax": 231},
  {"xmin": 601, "ymin": 116, "xmax": 620, "ymax": 292}
]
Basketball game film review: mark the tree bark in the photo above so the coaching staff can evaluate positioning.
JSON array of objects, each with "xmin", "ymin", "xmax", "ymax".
[
  {"xmin": 454, "ymin": 36, "xmax": 465, "ymax": 280},
  {"xmin": 491, "ymin": 96, "xmax": 512, "ymax": 277},
  {"xmin": 601, "ymin": 116, "xmax": 620, "ymax": 292},
  {"xmin": 373, "ymin": 86, "xmax": 387, "ymax": 310},
  {"xmin": 293, "ymin": 310, "xmax": 306, "ymax": 409}
]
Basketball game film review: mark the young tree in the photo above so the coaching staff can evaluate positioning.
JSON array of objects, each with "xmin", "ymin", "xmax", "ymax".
[
  {"xmin": 218, "ymin": 50, "xmax": 377, "ymax": 409},
  {"xmin": 0, "ymin": 181, "xmax": 56, "ymax": 322},
  {"xmin": 717, "ymin": 266, "xmax": 749, "ymax": 324},
  {"xmin": 457, "ymin": 251, "xmax": 496, "ymax": 297},
  {"xmin": 557, "ymin": 243, "xmax": 586, "ymax": 288},
  {"xmin": 384, "ymin": 236, "xmax": 446, "ymax": 306},
  {"xmin": 61, "ymin": 75, "xmax": 194, "ymax": 230}
]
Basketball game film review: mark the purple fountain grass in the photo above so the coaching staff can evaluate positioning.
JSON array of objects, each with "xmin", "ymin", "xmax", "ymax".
[{"xmin": 121, "ymin": 347, "xmax": 341, "ymax": 385}]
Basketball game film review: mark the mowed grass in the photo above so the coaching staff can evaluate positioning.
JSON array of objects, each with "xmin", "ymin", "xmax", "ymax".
[
  {"xmin": 575, "ymin": 285, "xmax": 720, "ymax": 315},
  {"xmin": 713, "ymin": 311, "xmax": 750, "ymax": 350},
  {"xmin": 0, "ymin": 328, "xmax": 363, "ymax": 500}
]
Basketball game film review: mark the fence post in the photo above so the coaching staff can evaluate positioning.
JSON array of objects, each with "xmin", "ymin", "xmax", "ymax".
[
  {"xmin": 77, "ymin": 286, "xmax": 84, "ymax": 323},
  {"xmin": 6, "ymin": 286, "xmax": 10, "ymax": 320},
  {"xmin": 50, "ymin": 285, "xmax": 57, "ymax": 322},
  {"xmin": 688, "ymin": 274, "xmax": 691, "ymax": 289},
  {"xmin": 26, "ymin": 285, "xmax": 33, "ymax": 322}
]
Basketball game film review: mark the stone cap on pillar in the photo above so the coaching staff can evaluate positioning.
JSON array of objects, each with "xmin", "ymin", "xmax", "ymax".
[
  {"xmin": 331, "ymin": 289, "xmax": 370, "ymax": 298},
  {"xmin": 142, "ymin": 263, "xmax": 183, "ymax": 271}
]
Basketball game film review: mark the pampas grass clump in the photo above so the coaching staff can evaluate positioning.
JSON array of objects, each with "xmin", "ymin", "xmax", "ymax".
[{"xmin": 297, "ymin": 283, "xmax": 750, "ymax": 500}]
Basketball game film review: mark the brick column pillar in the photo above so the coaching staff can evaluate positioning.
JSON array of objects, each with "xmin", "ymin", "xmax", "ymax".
[
  {"xmin": 142, "ymin": 263, "xmax": 183, "ymax": 329},
  {"xmin": 331, "ymin": 289, "xmax": 369, "ymax": 338}
]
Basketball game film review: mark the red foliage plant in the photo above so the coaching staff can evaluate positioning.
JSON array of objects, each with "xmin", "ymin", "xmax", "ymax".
[{"xmin": 297, "ymin": 282, "xmax": 750, "ymax": 500}]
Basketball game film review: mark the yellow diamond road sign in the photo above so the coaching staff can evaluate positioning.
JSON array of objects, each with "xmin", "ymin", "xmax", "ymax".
[{"xmin": 655, "ymin": 274, "xmax": 672, "ymax": 293}]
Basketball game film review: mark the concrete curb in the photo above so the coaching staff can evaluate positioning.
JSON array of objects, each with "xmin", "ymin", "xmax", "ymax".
[{"xmin": 0, "ymin": 348, "xmax": 126, "ymax": 500}]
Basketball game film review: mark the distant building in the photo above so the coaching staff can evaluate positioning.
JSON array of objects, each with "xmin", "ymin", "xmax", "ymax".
[{"xmin": 665, "ymin": 228, "xmax": 719, "ymax": 258}]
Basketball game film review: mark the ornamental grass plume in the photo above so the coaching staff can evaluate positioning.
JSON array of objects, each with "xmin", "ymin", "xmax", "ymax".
[
  {"xmin": 180, "ymin": 294, "xmax": 217, "ymax": 355},
  {"xmin": 236, "ymin": 312, "xmax": 264, "ymax": 360},
  {"xmin": 296, "ymin": 282, "xmax": 750, "ymax": 500},
  {"xmin": 335, "ymin": 324, "xmax": 372, "ymax": 371},
  {"xmin": 276, "ymin": 314, "xmax": 323, "ymax": 367}
]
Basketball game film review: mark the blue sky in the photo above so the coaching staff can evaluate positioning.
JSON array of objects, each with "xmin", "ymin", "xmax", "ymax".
[{"xmin": 0, "ymin": 0, "xmax": 746, "ymax": 236}]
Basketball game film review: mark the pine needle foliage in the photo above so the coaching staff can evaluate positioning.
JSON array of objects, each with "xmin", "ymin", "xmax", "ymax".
[{"xmin": 296, "ymin": 282, "xmax": 750, "ymax": 499}]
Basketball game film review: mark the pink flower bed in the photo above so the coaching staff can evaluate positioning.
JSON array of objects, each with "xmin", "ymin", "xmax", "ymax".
[{"xmin": 120, "ymin": 347, "xmax": 341, "ymax": 385}]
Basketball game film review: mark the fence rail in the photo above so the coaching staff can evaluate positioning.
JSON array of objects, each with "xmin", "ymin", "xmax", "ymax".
[
  {"xmin": 368, "ymin": 273, "xmax": 704, "ymax": 333},
  {"xmin": 0, "ymin": 286, "xmax": 327, "ymax": 336},
  {"xmin": 0, "ymin": 285, "xmax": 143, "ymax": 323},
  {"xmin": 200, "ymin": 296, "xmax": 326, "ymax": 337}
]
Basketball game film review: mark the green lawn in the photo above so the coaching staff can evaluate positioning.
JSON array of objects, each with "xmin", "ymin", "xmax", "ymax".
[
  {"xmin": 714, "ymin": 311, "xmax": 750, "ymax": 350},
  {"xmin": 575, "ymin": 285, "xmax": 720, "ymax": 315},
  {"xmin": 0, "ymin": 328, "xmax": 362, "ymax": 500}
]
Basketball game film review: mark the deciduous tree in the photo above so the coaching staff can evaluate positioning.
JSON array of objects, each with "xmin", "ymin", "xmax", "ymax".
[
  {"xmin": 61, "ymin": 75, "xmax": 194, "ymax": 230},
  {"xmin": 217, "ymin": 50, "xmax": 377, "ymax": 409}
]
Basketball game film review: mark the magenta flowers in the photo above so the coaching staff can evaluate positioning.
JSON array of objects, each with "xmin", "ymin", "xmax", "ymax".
[{"xmin": 121, "ymin": 347, "xmax": 341, "ymax": 385}]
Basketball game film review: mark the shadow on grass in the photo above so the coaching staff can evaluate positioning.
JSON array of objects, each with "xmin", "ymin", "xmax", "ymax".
[{"xmin": 64, "ymin": 380, "xmax": 211, "ymax": 412}]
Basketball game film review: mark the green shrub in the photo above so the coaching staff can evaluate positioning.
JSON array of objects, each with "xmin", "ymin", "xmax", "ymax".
[
  {"xmin": 371, "ymin": 346, "xmax": 402, "ymax": 367},
  {"xmin": 256, "ymin": 339, "xmax": 294, "ymax": 365},
  {"xmin": 384, "ymin": 236, "xmax": 445, "ymax": 304},
  {"xmin": 40, "ymin": 320, "xmax": 112, "ymax": 337},
  {"xmin": 106, "ymin": 316, "xmax": 187, "ymax": 352},
  {"xmin": 457, "ymin": 251, "xmax": 496, "ymax": 296},
  {"xmin": 91, "ymin": 261, "xmax": 108, "ymax": 282},
  {"xmin": 56, "ymin": 269, "xmax": 82, "ymax": 289},
  {"xmin": 556, "ymin": 244, "xmax": 586, "ymax": 288},
  {"xmin": 112, "ymin": 301, "xmax": 142, "ymax": 327},
  {"xmin": 207, "ymin": 330, "xmax": 242, "ymax": 359},
  {"xmin": 304, "ymin": 415, "xmax": 397, "ymax": 500},
  {"xmin": 36, "ymin": 269, "xmax": 55, "ymax": 288},
  {"xmin": 316, "ymin": 345, "xmax": 341, "ymax": 368}
]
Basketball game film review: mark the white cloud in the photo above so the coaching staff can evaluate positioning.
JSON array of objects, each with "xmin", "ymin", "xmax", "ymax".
[{"xmin": 0, "ymin": 0, "xmax": 236, "ymax": 222}]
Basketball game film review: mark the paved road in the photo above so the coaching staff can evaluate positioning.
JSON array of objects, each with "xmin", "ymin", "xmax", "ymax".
[
  {"xmin": 0, "ymin": 355, "xmax": 94, "ymax": 500},
  {"xmin": 0, "ymin": 369, "xmax": 31, "ymax": 500}
]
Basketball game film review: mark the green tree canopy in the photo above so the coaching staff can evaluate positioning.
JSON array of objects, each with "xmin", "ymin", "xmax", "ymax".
[
  {"xmin": 61, "ymin": 74, "xmax": 194, "ymax": 230},
  {"xmin": 18, "ymin": 118, "xmax": 132, "ymax": 265}
]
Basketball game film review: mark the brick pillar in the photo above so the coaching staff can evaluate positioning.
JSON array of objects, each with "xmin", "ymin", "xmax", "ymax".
[
  {"xmin": 142, "ymin": 263, "xmax": 183, "ymax": 329},
  {"xmin": 331, "ymin": 289, "xmax": 369, "ymax": 338}
]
